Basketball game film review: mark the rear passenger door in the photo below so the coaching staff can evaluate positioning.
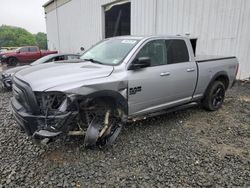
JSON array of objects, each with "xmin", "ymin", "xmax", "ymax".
[
  {"xmin": 163, "ymin": 39, "xmax": 197, "ymax": 103},
  {"xmin": 17, "ymin": 47, "xmax": 29, "ymax": 62},
  {"xmin": 28, "ymin": 47, "xmax": 40, "ymax": 62}
]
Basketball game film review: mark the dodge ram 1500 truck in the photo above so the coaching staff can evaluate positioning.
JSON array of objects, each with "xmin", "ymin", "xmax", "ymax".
[
  {"xmin": 0, "ymin": 46, "xmax": 57, "ymax": 66},
  {"xmin": 11, "ymin": 35, "xmax": 239, "ymax": 148}
]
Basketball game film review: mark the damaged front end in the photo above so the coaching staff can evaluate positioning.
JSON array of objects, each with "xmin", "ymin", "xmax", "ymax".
[
  {"xmin": 11, "ymin": 83, "xmax": 78, "ymax": 139},
  {"xmin": 1, "ymin": 74, "xmax": 13, "ymax": 90},
  {"xmin": 31, "ymin": 92, "xmax": 79, "ymax": 138},
  {"xmin": 11, "ymin": 77, "xmax": 125, "ymax": 147}
]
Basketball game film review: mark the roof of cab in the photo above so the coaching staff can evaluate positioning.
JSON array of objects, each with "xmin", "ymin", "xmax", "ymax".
[{"xmin": 109, "ymin": 35, "xmax": 187, "ymax": 41}]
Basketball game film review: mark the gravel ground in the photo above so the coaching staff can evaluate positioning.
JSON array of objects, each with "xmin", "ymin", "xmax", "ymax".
[{"xmin": 0, "ymin": 82, "xmax": 249, "ymax": 187}]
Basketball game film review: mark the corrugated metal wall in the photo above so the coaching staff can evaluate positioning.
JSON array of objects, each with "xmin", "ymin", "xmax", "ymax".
[
  {"xmin": 45, "ymin": 0, "xmax": 114, "ymax": 52},
  {"xmin": 45, "ymin": 9, "xmax": 59, "ymax": 51},
  {"xmin": 131, "ymin": 0, "xmax": 250, "ymax": 79},
  {"xmin": 45, "ymin": 0, "xmax": 250, "ymax": 79}
]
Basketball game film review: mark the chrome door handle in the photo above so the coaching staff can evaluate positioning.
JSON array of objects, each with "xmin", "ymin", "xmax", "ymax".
[
  {"xmin": 160, "ymin": 72, "xmax": 171, "ymax": 76},
  {"xmin": 187, "ymin": 68, "xmax": 195, "ymax": 72}
]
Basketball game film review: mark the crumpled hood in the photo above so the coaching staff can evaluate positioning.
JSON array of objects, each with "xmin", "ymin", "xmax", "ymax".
[{"xmin": 14, "ymin": 61, "xmax": 114, "ymax": 91}]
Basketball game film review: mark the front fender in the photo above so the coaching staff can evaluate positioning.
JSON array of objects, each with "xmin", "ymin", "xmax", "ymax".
[{"xmin": 86, "ymin": 90, "xmax": 128, "ymax": 115}]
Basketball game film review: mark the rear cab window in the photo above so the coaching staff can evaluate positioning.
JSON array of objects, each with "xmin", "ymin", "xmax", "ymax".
[
  {"xmin": 165, "ymin": 39, "xmax": 189, "ymax": 64},
  {"xmin": 29, "ymin": 47, "xmax": 38, "ymax": 52}
]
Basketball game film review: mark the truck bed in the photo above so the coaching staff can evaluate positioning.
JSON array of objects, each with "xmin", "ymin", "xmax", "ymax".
[
  {"xmin": 193, "ymin": 55, "xmax": 238, "ymax": 100},
  {"xmin": 195, "ymin": 55, "xmax": 236, "ymax": 63}
]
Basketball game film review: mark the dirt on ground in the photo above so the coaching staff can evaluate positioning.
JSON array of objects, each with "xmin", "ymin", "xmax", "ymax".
[{"xmin": 0, "ymin": 81, "xmax": 249, "ymax": 187}]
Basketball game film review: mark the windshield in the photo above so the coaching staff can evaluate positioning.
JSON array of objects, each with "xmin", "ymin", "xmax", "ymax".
[
  {"xmin": 31, "ymin": 55, "xmax": 55, "ymax": 65},
  {"xmin": 80, "ymin": 39, "xmax": 139, "ymax": 65}
]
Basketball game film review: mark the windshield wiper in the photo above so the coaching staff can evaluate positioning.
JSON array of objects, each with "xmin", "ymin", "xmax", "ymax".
[{"xmin": 83, "ymin": 58, "xmax": 104, "ymax": 65}]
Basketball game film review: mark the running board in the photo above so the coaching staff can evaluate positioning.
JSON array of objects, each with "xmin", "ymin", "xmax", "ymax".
[{"xmin": 129, "ymin": 102, "xmax": 199, "ymax": 122}]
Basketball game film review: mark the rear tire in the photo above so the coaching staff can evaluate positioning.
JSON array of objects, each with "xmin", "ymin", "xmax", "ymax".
[{"xmin": 203, "ymin": 81, "xmax": 226, "ymax": 111}]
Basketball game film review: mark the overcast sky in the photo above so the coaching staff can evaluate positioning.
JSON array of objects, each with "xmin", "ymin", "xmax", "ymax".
[{"xmin": 0, "ymin": 0, "xmax": 48, "ymax": 34}]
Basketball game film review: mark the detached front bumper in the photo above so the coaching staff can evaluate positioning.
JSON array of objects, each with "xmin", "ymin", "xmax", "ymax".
[
  {"xmin": 2, "ymin": 76, "xmax": 12, "ymax": 90},
  {"xmin": 11, "ymin": 97, "xmax": 73, "ymax": 137}
]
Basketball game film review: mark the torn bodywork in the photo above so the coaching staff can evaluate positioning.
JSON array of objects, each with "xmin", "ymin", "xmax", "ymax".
[{"xmin": 11, "ymin": 77, "xmax": 127, "ymax": 147}]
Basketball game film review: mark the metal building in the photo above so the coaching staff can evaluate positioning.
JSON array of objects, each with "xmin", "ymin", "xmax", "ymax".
[{"xmin": 43, "ymin": 0, "xmax": 250, "ymax": 79}]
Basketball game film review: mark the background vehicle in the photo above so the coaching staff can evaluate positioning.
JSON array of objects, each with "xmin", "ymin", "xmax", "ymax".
[
  {"xmin": 0, "ymin": 46, "xmax": 57, "ymax": 66},
  {"xmin": 0, "ymin": 47, "xmax": 18, "ymax": 53},
  {"xmin": 0, "ymin": 49, "xmax": 8, "ymax": 53},
  {"xmin": 1, "ymin": 53, "xmax": 80, "ymax": 90},
  {"xmin": 11, "ymin": 36, "xmax": 238, "ymax": 148}
]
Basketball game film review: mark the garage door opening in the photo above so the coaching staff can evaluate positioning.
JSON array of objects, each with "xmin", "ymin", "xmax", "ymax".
[
  {"xmin": 190, "ymin": 38, "xmax": 197, "ymax": 56},
  {"xmin": 104, "ymin": 1, "xmax": 131, "ymax": 38}
]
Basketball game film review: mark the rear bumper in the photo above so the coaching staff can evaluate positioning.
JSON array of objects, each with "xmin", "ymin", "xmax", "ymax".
[{"xmin": 11, "ymin": 97, "xmax": 73, "ymax": 137}]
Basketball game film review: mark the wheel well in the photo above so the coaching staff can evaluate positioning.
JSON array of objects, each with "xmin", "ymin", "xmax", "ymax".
[
  {"xmin": 203, "ymin": 74, "xmax": 230, "ymax": 101},
  {"xmin": 91, "ymin": 96, "xmax": 116, "ymax": 106},
  {"xmin": 91, "ymin": 96, "xmax": 128, "ymax": 114},
  {"xmin": 7, "ymin": 56, "xmax": 17, "ymax": 61},
  {"xmin": 214, "ymin": 75, "xmax": 229, "ymax": 90},
  {"xmin": 79, "ymin": 92, "xmax": 128, "ymax": 115},
  {"xmin": 6, "ymin": 56, "xmax": 19, "ymax": 64}
]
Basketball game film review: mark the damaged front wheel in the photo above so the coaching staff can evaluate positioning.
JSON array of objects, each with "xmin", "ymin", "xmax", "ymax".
[{"xmin": 83, "ymin": 101, "xmax": 124, "ymax": 148}]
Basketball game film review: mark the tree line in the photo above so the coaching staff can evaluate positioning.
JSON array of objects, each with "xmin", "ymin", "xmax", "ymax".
[{"xmin": 0, "ymin": 25, "xmax": 47, "ymax": 50}]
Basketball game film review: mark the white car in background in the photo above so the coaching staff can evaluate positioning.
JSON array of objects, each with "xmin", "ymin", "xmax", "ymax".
[{"xmin": 1, "ymin": 53, "xmax": 80, "ymax": 90}]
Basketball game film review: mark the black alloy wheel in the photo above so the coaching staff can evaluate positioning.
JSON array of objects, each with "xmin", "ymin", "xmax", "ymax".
[{"xmin": 203, "ymin": 81, "xmax": 226, "ymax": 111}]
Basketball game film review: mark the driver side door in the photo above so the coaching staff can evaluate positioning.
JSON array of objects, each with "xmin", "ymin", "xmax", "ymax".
[
  {"xmin": 127, "ymin": 39, "xmax": 172, "ymax": 116},
  {"xmin": 17, "ymin": 47, "xmax": 29, "ymax": 62}
]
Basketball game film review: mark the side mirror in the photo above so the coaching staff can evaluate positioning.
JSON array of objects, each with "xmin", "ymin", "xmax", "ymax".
[{"xmin": 129, "ymin": 57, "xmax": 151, "ymax": 70}]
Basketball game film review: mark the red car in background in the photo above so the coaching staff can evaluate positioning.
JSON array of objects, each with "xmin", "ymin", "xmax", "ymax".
[{"xmin": 0, "ymin": 46, "xmax": 57, "ymax": 66}]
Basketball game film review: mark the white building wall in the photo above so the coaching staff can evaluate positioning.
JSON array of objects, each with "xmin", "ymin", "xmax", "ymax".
[
  {"xmin": 45, "ymin": 0, "xmax": 250, "ymax": 79},
  {"xmin": 131, "ymin": 0, "xmax": 156, "ymax": 35},
  {"xmin": 131, "ymin": 0, "xmax": 250, "ymax": 79},
  {"xmin": 45, "ymin": 0, "xmax": 114, "ymax": 53},
  {"xmin": 45, "ymin": 9, "xmax": 59, "ymax": 51}
]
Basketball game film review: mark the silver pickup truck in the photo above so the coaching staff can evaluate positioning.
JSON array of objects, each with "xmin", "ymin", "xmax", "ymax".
[{"xmin": 11, "ymin": 35, "xmax": 239, "ymax": 148}]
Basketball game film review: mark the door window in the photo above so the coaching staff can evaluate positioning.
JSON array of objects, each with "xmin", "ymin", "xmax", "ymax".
[
  {"xmin": 165, "ymin": 40, "xmax": 189, "ymax": 64},
  {"xmin": 54, "ymin": 56, "xmax": 65, "ymax": 61},
  {"xmin": 45, "ymin": 58, "xmax": 54, "ymax": 63},
  {"xmin": 135, "ymin": 40, "xmax": 166, "ymax": 66},
  {"xmin": 29, "ymin": 47, "xmax": 38, "ymax": 52},
  {"xmin": 65, "ymin": 55, "xmax": 79, "ymax": 60},
  {"xmin": 19, "ymin": 47, "xmax": 29, "ymax": 53}
]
